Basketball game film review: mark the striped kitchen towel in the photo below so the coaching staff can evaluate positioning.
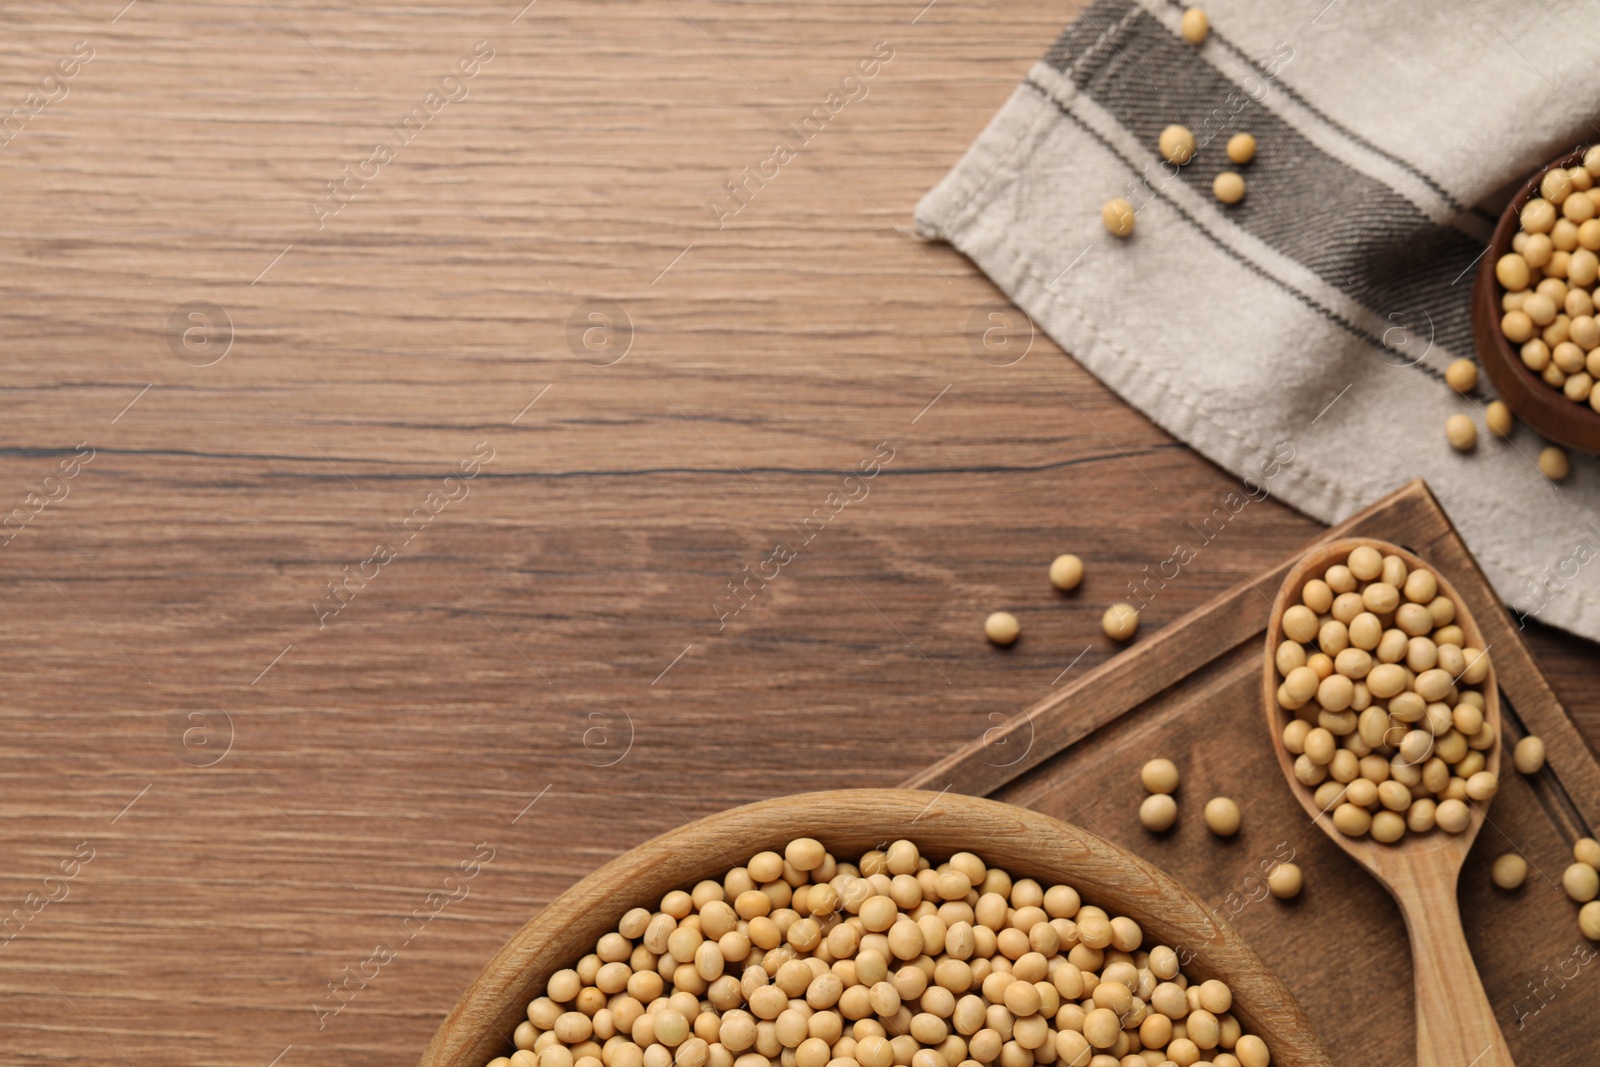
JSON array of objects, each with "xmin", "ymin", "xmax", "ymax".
[{"xmin": 916, "ymin": 0, "xmax": 1600, "ymax": 641}]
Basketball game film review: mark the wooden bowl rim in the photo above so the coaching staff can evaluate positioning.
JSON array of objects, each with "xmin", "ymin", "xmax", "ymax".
[
  {"xmin": 1473, "ymin": 145, "xmax": 1600, "ymax": 453},
  {"xmin": 420, "ymin": 789, "xmax": 1333, "ymax": 1067},
  {"xmin": 1261, "ymin": 537, "xmax": 1501, "ymax": 864}
]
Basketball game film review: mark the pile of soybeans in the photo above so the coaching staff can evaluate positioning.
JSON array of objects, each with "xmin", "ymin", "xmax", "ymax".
[
  {"xmin": 1271, "ymin": 546, "xmax": 1495, "ymax": 844},
  {"xmin": 491, "ymin": 838, "xmax": 1274, "ymax": 1067}
]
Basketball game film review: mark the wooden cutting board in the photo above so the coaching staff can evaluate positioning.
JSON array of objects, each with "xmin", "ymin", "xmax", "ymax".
[{"xmin": 904, "ymin": 479, "xmax": 1600, "ymax": 1067}]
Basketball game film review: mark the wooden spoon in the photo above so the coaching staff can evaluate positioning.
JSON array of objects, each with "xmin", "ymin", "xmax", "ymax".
[{"xmin": 1264, "ymin": 538, "xmax": 1515, "ymax": 1067}]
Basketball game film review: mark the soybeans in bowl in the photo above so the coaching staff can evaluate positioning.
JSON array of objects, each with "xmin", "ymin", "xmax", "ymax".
[
  {"xmin": 492, "ymin": 837, "xmax": 1279, "ymax": 1067},
  {"xmin": 1495, "ymin": 147, "xmax": 1600, "ymax": 414},
  {"xmin": 423, "ymin": 792, "xmax": 1329, "ymax": 1067}
]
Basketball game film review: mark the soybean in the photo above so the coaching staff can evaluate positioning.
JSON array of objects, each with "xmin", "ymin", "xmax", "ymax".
[
  {"xmin": 1204, "ymin": 797, "xmax": 1241, "ymax": 837},
  {"xmin": 1492, "ymin": 853, "xmax": 1528, "ymax": 889},
  {"xmin": 1446, "ymin": 359, "xmax": 1478, "ymax": 393},
  {"xmin": 1446, "ymin": 413, "xmax": 1477, "ymax": 451},
  {"xmin": 1049, "ymin": 554, "xmax": 1084, "ymax": 591},
  {"xmin": 1565, "ymin": 862, "xmax": 1600, "ymax": 903},
  {"xmin": 1141, "ymin": 758, "xmax": 1179, "ymax": 794},
  {"xmin": 1485, "ymin": 401, "xmax": 1514, "ymax": 438},
  {"xmin": 1158, "ymin": 125, "xmax": 1196, "ymax": 165},
  {"xmin": 1102, "ymin": 603, "xmax": 1139, "ymax": 642},
  {"xmin": 1101, "ymin": 199, "xmax": 1135, "ymax": 237},
  {"xmin": 985, "ymin": 612, "xmax": 1020, "ymax": 646},
  {"xmin": 1266, "ymin": 862, "xmax": 1302, "ymax": 899},
  {"xmin": 1513, "ymin": 735, "xmax": 1546, "ymax": 774},
  {"xmin": 1582, "ymin": 900, "xmax": 1600, "ymax": 941},
  {"xmin": 1140, "ymin": 793, "xmax": 1178, "ymax": 832},
  {"xmin": 1540, "ymin": 446, "xmax": 1571, "ymax": 481},
  {"xmin": 1213, "ymin": 172, "xmax": 1246, "ymax": 205}
]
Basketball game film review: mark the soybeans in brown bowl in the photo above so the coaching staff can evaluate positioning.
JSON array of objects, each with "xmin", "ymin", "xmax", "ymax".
[
  {"xmin": 421, "ymin": 791, "xmax": 1332, "ymax": 1067},
  {"xmin": 1493, "ymin": 148, "xmax": 1600, "ymax": 413},
  {"xmin": 1268, "ymin": 542, "xmax": 1497, "ymax": 844},
  {"xmin": 1473, "ymin": 144, "xmax": 1600, "ymax": 453}
]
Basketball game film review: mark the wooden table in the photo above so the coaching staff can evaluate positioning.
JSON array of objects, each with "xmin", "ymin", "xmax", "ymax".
[{"xmin": 0, "ymin": 3, "xmax": 1593, "ymax": 1065}]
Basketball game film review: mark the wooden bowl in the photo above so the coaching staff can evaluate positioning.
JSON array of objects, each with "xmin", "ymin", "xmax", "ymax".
[
  {"xmin": 421, "ymin": 789, "xmax": 1333, "ymax": 1067},
  {"xmin": 1473, "ymin": 146, "xmax": 1600, "ymax": 453}
]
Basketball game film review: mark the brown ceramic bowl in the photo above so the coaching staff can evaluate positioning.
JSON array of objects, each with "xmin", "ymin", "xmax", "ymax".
[
  {"xmin": 1473, "ymin": 146, "xmax": 1600, "ymax": 453},
  {"xmin": 420, "ymin": 789, "xmax": 1334, "ymax": 1067}
]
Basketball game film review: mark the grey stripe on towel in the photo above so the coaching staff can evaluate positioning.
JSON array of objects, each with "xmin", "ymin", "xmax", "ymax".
[{"xmin": 1042, "ymin": 0, "xmax": 1481, "ymax": 362}]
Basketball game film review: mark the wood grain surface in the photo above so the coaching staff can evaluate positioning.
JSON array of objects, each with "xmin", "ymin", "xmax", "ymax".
[{"xmin": 0, "ymin": 4, "xmax": 1595, "ymax": 1067}]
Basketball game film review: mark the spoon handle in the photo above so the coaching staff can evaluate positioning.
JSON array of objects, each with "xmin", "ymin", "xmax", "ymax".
[{"xmin": 1387, "ymin": 850, "xmax": 1516, "ymax": 1067}]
